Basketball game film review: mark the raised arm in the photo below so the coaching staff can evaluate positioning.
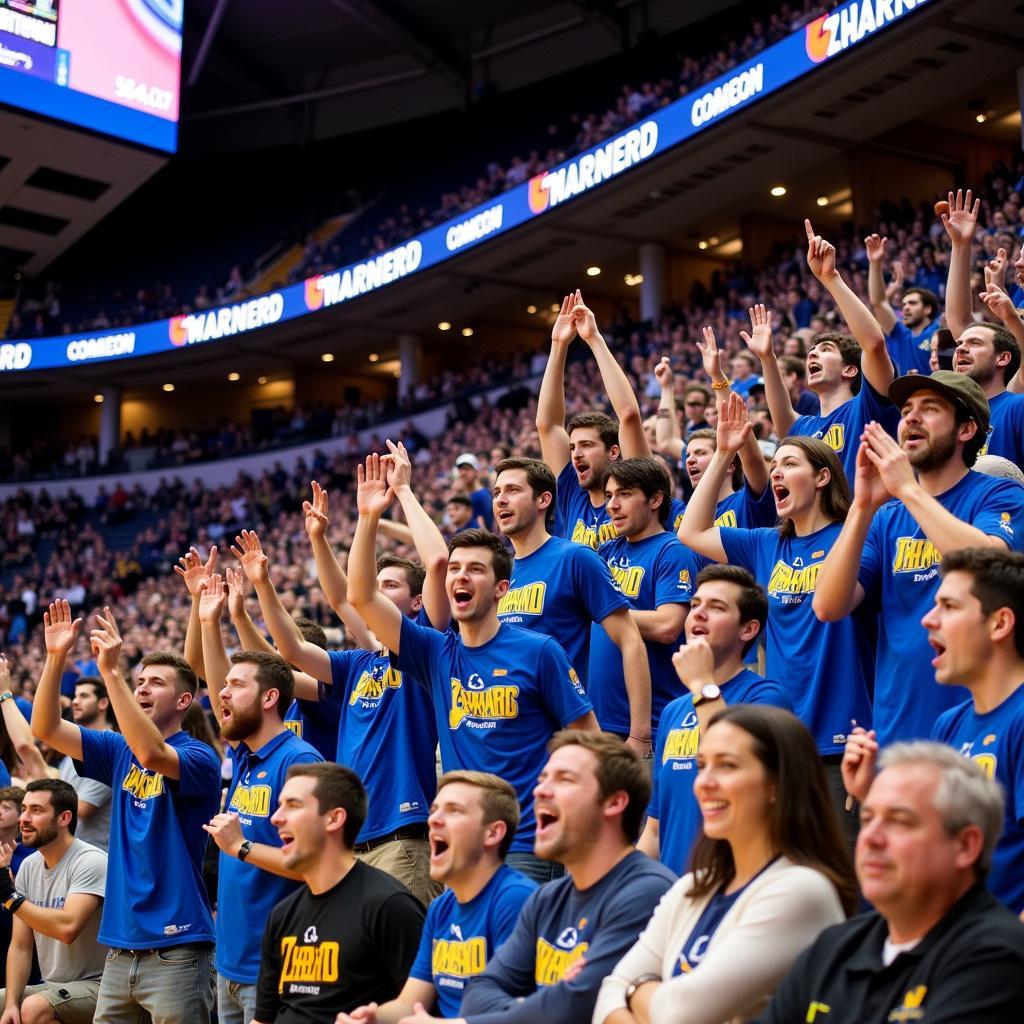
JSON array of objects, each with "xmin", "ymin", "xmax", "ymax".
[
  {"xmin": 231, "ymin": 531, "xmax": 327, "ymax": 694},
  {"xmin": 740, "ymin": 308, "xmax": 797, "ymax": 439},
  {"xmin": 30, "ymin": 601, "xmax": 84, "ymax": 761},
  {"xmin": 174, "ymin": 545, "xmax": 217, "ymax": 681},
  {"xmin": 203, "ymin": 811, "xmax": 303, "ymax": 882},
  {"xmin": 303, "ymin": 481, "xmax": 377, "ymax": 649},
  {"xmin": 384, "ymin": 440, "xmax": 452, "ymax": 631},
  {"xmin": 536, "ymin": 293, "xmax": 576, "ymax": 475},
  {"xmin": 197, "ymin": 573, "xmax": 232, "ymax": 718},
  {"xmin": 225, "ymin": 566, "xmax": 276, "ymax": 656},
  {"xmin": 573, "ymin": 290, "xmax": 650, "ymax": 458},
  {"xmin": 806, "ymin": 219, "xmax": 894, "ymax": 395},
  {"xmin": 677, "ymin": 393, "xmax": 750, "ymax": 564},
  {"xmin": 90, "ymin": 608, "xmax": 182, "ymax": 779},
  {"xmin": 348, "ymin": 455, "xmax": 406, "ymax": 654},
  {"xmin": 942, "ymin": 189, "xmax": 980, "ymax": 338},
  {"xmin": 865, "ymin": 233, "xmax": 898, "ymax": 334},
  {"xmin": 0, "ymin": 655, "xmax": 48, "ymax": 782},
  {"xmin": 653, "ymin": 357, "xmax": 684, "ymax": 461},
  {"xmin": 980, "ymin": 284, "xmax": 1024, "ymax": 393}
]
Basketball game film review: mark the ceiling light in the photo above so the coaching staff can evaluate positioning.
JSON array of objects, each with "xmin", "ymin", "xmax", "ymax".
[
  {"xmin": 227, "ymin": 372, "xmax": 240, "ymax": 381},
  {"xmin": 698, "ymin": 240, "xmax": 709, "ymax": 250},
  {"xmin": 321, "ymin": 353, "xmax": 335, "ymax": 363},
  {"xmin": 93, "ymin": 394, "xmax": 103, "ymax": 403},
  {"xmin": 816, "ymin": 195, "xmax": 829, "ymax": 206},
  {"xmin": 976, "ymin": 113, "xmax": 986, "ymax": 123},
  {"xmin": 368, "ymin": 353, "xmax": 379, "ymax": 362},
  {"xmin": 624, "ymin": 273, "xmax": 644, "ymax": 287},
  {"xmin": 258, "ymin": 376, "xmax": 268, "ymax": 385},
  {"xmin": 770, "ymin": 185, "xmax": 787, "ymax": 197},
  {"xmin": 708, "ymin": 236, "xmax": 719, "ymax": 246},
  {"xmin": 586, "ymin": 266, "xmax": 601, "ymax": 277},
  {"xmin": 526, "ymin": 305, "xmax": 537, "ymax": 314},
  {"xmin": 162, "ymin": 383, "xmax": 175, "ymax": 392},
  {"xmin": 461, "ymin": 327, "xmax": 474, "ymax": 337},
  {"xmin": 438, "ymin": 321, "xmax": 451, "ymax": 331},
  {"xmin": 550, "ymin": 303, "xmax": 560, "ymax": 313}
]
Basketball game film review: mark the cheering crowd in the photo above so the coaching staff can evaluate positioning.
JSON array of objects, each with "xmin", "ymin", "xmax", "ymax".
[{"xmin": 0, "ymin": 185, "xmax": 1022, "ymax": 1024}]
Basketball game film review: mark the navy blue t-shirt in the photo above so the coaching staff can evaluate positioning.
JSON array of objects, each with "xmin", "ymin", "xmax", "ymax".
[
  {"xmin": 77, "ymin": 728, "xmax": 221, "ymax": 948},
  {"xmin": 885, "ymin": 319, "xmax": 940, "ymax": 376},
  {"xmin": 498, "ymin": 536, "xmax": 627, "ymax": 690},
  {"xmin": 393, "ymin": 619, "xmax": 591, "ymax": 852},
  {"xmin": 409, "ymin": 865, "xmax": 537, "ymax": 1016}
]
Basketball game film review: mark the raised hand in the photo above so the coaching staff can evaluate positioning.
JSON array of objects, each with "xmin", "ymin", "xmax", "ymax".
[
  {"xmin": 696, "ymin": 325, "xmax": 725, "ymax": 380},
  {"xmin": 202, "ymin": 811, "xmax": 245, "ymax": 856},
  {"xmin": 979, "ymin": 285, "xmax": 1019, "ymax": 328},
  {"xmin": 355, "ymin": 453, "xmax": 394, "ymax": 517},
  {"xmin": 841, "ymin": 726, "xmax": 878, "ymax": 804},
  {"xmin": 716, "ymin": 390, "xmax": 752, "ymax": 457},
  {"xmin": 551, "ymin": 293, "xmax": 577, "ymax": 347},
  {"xmin": 230, "ymin": 529, "xmax": 271, "ymax": 585},
  {"xmin": 384, "ymin": 438, "xmax": 412, "ymax": 491},
  {"xmin": 198, "ymin": 572, "xmax": 228, "ymax": 623},
  {"xmin": 225, "ymin": 566, "xmax": 248, "ymax": 620},
  {"xmin": 653, "ymin": 355, "xmax": 673, "ymax": 389},
  {"xmin": 671, "ymin": 638, "xmax": 715, "ymax": 694},
  {"xmin": 89, "ymin": 606, "xmax": 123, "ymax": 676},
  {"xmin": 0, "ymin": 653, "xmax": 10, "ymax": 692},
  {"xmin": 852, "ymin": 438, "xmax": 891, "ymax": 513},
  {"xmin": 862, "ymin": 421, "xmax": 916, "ymax": 500},
  {"xmin": 569, "ymin": 288, "xmax": 601, "ymax": 345},
  {"xmin": 173, "ymin": 545, "xmax": 218, "ymax": 597},
  {"xmin": 738, "ymin": 304, "xmax": 773, "ymax": 361},
  {"xmin": 804, "ymin": 218, "xmax": 837, "ymax": 281},
  {"xmin": 884, "ymin": 260, "xmax": 904, "ymax": 302},
  {"xmin": 303, "ymin": 481, "xmax": 330, "ymax": 542},
  {"xmin": 43, "ymin": 599, "xmax": 82, "ymax": 658},
  {"xmin": 941, "ymin": 188, "xmax": 980, "ymax": 246},
  {"xmin": 864, "ymin": 233, "xmax": 887, "ymax": 264},
  {"xmin": 984, "ymin": 247, "xmax": 1009, "ymax": 292}
]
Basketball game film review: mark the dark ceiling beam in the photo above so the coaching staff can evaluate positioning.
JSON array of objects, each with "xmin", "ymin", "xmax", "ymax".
[
  {"xmin": 566, "ymin": 0, "xmax": 628, "ymax": 45},
  {"xmin": 187, "ymin": 0, "xmax": 232, "ymax": 88}
]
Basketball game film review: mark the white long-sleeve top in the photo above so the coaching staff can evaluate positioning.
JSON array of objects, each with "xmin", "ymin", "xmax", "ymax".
[{"xmin": 593, "ymin": 857, "xmax": 845, "ymax": 1024}]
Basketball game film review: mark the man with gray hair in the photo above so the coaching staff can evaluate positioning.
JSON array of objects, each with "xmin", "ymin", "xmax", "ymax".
[{"xmin": 754, "ymin": 743, "xmax": 1024, "ymax": 1024}]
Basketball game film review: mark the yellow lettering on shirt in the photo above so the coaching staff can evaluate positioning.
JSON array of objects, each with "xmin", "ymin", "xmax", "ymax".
[
  {"xmin": 822, "ymin": 424, "xmax": 845, "ymax": 452},
  {"xmin": 229, "ymin": 783, "xmax": 272, "ymax": 817},
  {"xmin": 888, "ymin": 984, "xmax": 928, "ymax": 1022},
  {"xmin": 431, "ymin": 937, "xmax": 487, "ymax": 977},
  {"xmin": 570, "ymin": 520, "xmax": 617, "ymax": 549},
  {"xmin": 121, "ymin": 764, "xmax": 164, "ymax": 801},
  {"xmin": 805, "ymin": 1003, "xmax": 831, "ymax": 1022},
  {"xmin": 766, "ymin": 560, "xmax": 821, "ymax": 595},
  {"xmin": 278, "ymin": 936, "xmax": 340, "ymax": 991},
  {"xmin": 715, "ymin": 509, "xmax": 737, "ymax": 528},
  {"xmin": 349, "ymin": 666, "xmax": 403, "ymax": 704},
  {"xmin": 449, "ymin": 679, "xmax": 520, "ymax": 729},
  {"xmin": 284, "ymin": 720, "xmax": 302, "ymax": 738},
  {"xmin": 498, "ymin": 582, "xmax": 547, "ymax": 616},
  {"xmin": 662, "ymin": 727, "xmax": 699, "ymax": 762},
  {"xmin": 534, "ymin": 939, "xmax": 589, "ymax": 986},
  {"xmin": 608, "ymin": 563, "xmax": 644, "ymax": 598},
  {"xmin": 891, "ymin": 538, "xmax": 941, "ymax": 574},
  {"xmin": 971, "ymin": 753, "xmax": 997, "ymax": 779}
]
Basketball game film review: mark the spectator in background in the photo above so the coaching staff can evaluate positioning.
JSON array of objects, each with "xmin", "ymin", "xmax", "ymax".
[{"xmin": 454, "ymin": 455, "xmax": 492, "ymax": 530}]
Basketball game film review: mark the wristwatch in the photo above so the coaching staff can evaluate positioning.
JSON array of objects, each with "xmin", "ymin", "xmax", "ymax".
[
  {"xmin": 625, "ymin": 974, "xmax": 661, "ymax": 1010},
  {"xmin": 237, "ymin": 841, "xmax": 254, "ymax": 863},
  {"xmin": 0, "ymin": 692, "xmax": 13, "ymax": 704},
  {"xmin": 692, "ymin": 683, "xmax": 722, "ymax": 707}
]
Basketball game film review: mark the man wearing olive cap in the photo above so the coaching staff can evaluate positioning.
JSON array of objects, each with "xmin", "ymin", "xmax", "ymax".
[{"xmin": 812, "ymin": 370, "xmax": 1024, "ymax": 744}]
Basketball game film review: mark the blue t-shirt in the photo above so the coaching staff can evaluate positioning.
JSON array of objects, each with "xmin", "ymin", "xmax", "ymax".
[
  {"xmin": 0, "ymin": 761, "xmax": 9, "ymax": 788},
  {"xmin": 789, "ymin": 382, "xmax": 900, "ymax": 484},
  {"xmin": 410, "ymin": 865, "xmax": 537, "ymax": 1016},
  {"xmin": 393, "ymin": 619, "xmax": 591, "ymax": 852},
  {"xmin": 283, "ymin": 697, "xmax": 341, "ymax": 762},
  {"xmin": 498, "ymin": 536, "xmax": 627, "ymax": 690},
  {"xmin": 554, "ymin": 462, "xmax": 615, "ymax": 550},
  {"xmin": 590, "ymin": 531, "xmax": 700, "ymax": 735},
  {"xmin": 885, "ymin": 319, "xmax": 940, "ymax": 376},
  {"xmin": 325, "ymin": 646, "xmax": 439, "ymax": 841},
  {"xmin": 76, "ymin": 728, "xmax": 221, "ymax": 948},
  {"xmin": 720, "ymin": 524, "xmax": 873, "ymax": 754},
  {"xmin": 13, "ymin": 697, "xmax": 32, "ymax": 724},
  {"xmin": 216, "ymin": 730, "xmax": 322, "ymax": 983},
  {"xmin": 979, "ymin": 390, "xmax": 1024, "ymax": 470},
  {"xmin": 732, "ymin": 376, "xmax": 764, "ymax": 398},
  {"xmin": 714, "ymin": 485, "xmax": 777, "ymax": 530},
  {"xmin": 649, "ymin": 670, "xmax": 792, "ymax": 874},
  {"xmin": 859, "ymin": 472, "xmax": 1024, "ymax": 744},
  {"xmin": 668, "ymin": 497, "xmax": 687, "ymax": 534},
  {"xmin": 471, "ymin": 487, "xmax": 494, "ymax": 531},
  {"xmin": 932, "ymin": 686, "xmax": 1024, "ymax": 914}
]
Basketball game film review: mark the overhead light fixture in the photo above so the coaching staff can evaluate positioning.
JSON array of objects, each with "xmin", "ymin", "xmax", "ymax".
[
  {"xmin": 227, "ymin": 372, "xmax": 240, "ymax": 381},
  {"xmin": 438, "ymin": 321, "xmax": 451, "ymax": 331},
  {"xmin": 586, "ymin": 266, "xmax": 601, "ymax": 277},
  {"xmin": 708, "ymin": 236, "xmax": 719, "ymax": 246},
  {"xmin": 816, "ymin": 195, "xmax": 829, "ymax": 206},
  {"xmin": 93, "ymin": 394, "xmax": 104, "ymax": 403},
  {"xmin": 321, "ymin": 353, "xmax": 335, "ymax": 363},
  {"xmin": 770, "ymin": 185, "xmax": 787, "ymax": 197},
  {"xmin": 550, "ymin": 303, "xmax": 560, "ymax": 313},
  {"xmin": 393, "ymin": 369, "xmax": 401, "ymax": 378},
  {"xmin": 698, "ymin": 240, "xmax": 709, "ymax": 250},
  {"xmin": 162, "ymin": 383, "xmax": 175, "ymax": 392},
  {"xmin": 976, "ymin": 113, "xmax": 986, "ymax": 123},
  {"xmin": 368, "ymin": 353, "xmax": 379, "ymax": 362},
  {"xmin": 624, "ymin": 273, "xmax": 644, "ymax": 287},
  {"xmin": 526, "ymin": 305, "xmax": 537, "ymax": 314},
  {"xmin": 462, "ymin": 327, "xmax": 474, "ymax": 337},
  {"xmin": 258, "ymin": 376, "xmax": 268, "ymax": 385}
]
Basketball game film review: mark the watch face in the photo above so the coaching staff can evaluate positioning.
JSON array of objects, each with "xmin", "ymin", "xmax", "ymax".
[{"xmin": 702, "ymin": 684, "xmax": 721, "ymax": 700}]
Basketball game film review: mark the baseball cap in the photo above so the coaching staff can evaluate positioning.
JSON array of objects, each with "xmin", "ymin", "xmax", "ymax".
[
  {"xmin": 454, "ymin": 452, "xmax": 479, "ymax": 470},
  {"xmin": 887, "ymin": 370, "xmax": 990, "ymax": 435}
]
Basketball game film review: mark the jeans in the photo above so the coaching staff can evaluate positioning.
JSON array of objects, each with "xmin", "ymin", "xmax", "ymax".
[
  {"xmin": 505, "ymin": 852, "xmax": 566, "ymax": 885},
  {"xmin": 94, "ymin": 944, "xmax": 215, "ymax": 1024},
  {"xmin": 216, "ymin": 973, "xmax": 258, "ymax": 1024}
]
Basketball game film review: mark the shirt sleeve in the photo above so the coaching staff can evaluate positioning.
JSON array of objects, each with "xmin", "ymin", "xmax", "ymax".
[
  {"xmin": 324, "ymin": 649, "xmax": 359, "ymax": 703},
  {"xmin": 490, "ymin": 879, "xmax": 537, "ymax": 952},
  {"xmin": 392, "ymin": 616, "xmax": 447, "ymax": 691},
  {"xmin": 73, "ymin": 773, "xmax": 112, "ymax": 809},
  {"xmin": 653, "ymin": 541, "xmax": 699, "ymax": 608},
  {"xmin": 255, "ymin": 908, "xmax": 283, "ymax": 1022},
  {"xmin": 168, "ymin": 738, "xmax": 222, "ymax": 799},
  {"xmin": 372, "ymin": 892, "xmax": 426, "ymax": 991},
  {"xmin": 535, "ymin": 637, "xmax": 592, "ymax": 726},
  {"xmin": 573, "ymin": 546, "xmax": 629, "ymax": 623},
  {"xmin": 741, "ymin": 483, "xmax": 779, "ymax": 529},
  {"xmin": 718, "ymin": 527, "xmax": 763, "ymax": 575},
  {"xmin": 748, "ymin": 941, "xmax": 817, "ymax": 1024},
  {"xmin": 748, "ymin": 680, "xmax": 794, "ymax": 714},
  {"xmin": 407, "ymin": 899, "xmax": 440, "ymax": 984},
  {"xmin": 68, "ymin": 849, "xmax": 108, "ymax": 898},
  {"xmin": 74, "ymin": 728, "xmax": 124, "ymax": 787},
  {"xmin": 969, "ymin": 480, "xmax": 1024, "ymax": 551}
]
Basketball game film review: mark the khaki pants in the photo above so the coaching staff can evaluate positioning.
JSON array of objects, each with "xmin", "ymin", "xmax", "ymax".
[
  {"xmin": 0, "ymin": 979, "xmax": 101, "ymax": 1024},
  {"xmin": 357, "ymin": 836, "xmax": 441, "ymax": 907}
]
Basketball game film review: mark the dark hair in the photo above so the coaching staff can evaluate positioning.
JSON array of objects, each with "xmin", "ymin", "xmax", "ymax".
[
  {"xmin": 140, "ymin": 651, "xmax": 198, "ymax": 697},
  {"xmin": 811, "ymin": 332, "xmax": 862, "ymax": 394},
  {"xmin": 689, "ymin": 705, "xmax": 857, "ymax": 915},
  {"xmin": 683, "ymin": 384, "xmax": 712, "ymax": 404},
  {"xmin": 448, "ymin": 529, "xmax": 513, "ymax": 582},
  {"xmin": 24, "ymin": 778, "xmax": 78, "ymax": 835},
  {"xmin": 975, "ymin": 321, "xmax": 1022, "ymax": 386},
  {"xmin": 567, "ymin": 412, "xmax": 619, "ymax": 450},
  {"xmin": 75, "ymin": 678, "xmax": 108, "ymax": 702},
  {"xmin": 686, "ymin": 428, "xmax": 743, "ymax": 491},
  {"xmin": 287, "ymin": 762, "xmax": 367, "ymax": 848},
  {"xmin": 230, "ymin": 650, "xmax": 295, "ymax": 717},
  {"xmin": 694, "ymin": 564, "xmax": 768, "ymax": 654},
  {"xmin": 773, "ymin": 438, "xmax": 851, "ymax": 539},
  {"xmin": 603, "ymin": 457, "xmax": 672, "ymax": 526},
  {"xmin": 376, "ymin": 554, "xmax": 425, "ymax": 596},
  {"xmin": 780, "ymin": 355, "xmax": 805, "ymax": 380},
  {"xmin": 446, "ymin": 494, "xmax": 473, "ymax": 509},
  {"xmin": 182, "ymin": 702, "xmax": 223, "ymax": 757},
  {"xmin": 0, "ymin": 786, "xmax": 25, "ymax": 806},
  {"xmin": 436, "ymin": 770, "xmax": 520, "ymax": 858},
  {"xmin": 942, "ymin": 548, "xmax": 1024, "ymax": 658},
  {"xmin": 494, "ymin": 457, "xmax": 557, "ymax": 528},
  {"xmin": 295, "ymin": 617, "xmax": 327, "ymax": 650},
  {"xmin": 904, "ymin": 286, "xmax": 939, "ymax": 319},
  {"xmin": 548, "ymin": 731, "xmax": 650, "ymax": 843}
]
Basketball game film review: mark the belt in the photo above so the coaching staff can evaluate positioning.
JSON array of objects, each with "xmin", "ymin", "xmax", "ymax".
[{"xmin": 354, "ymin": 822, "xmax": 428, "ymax": 854}]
